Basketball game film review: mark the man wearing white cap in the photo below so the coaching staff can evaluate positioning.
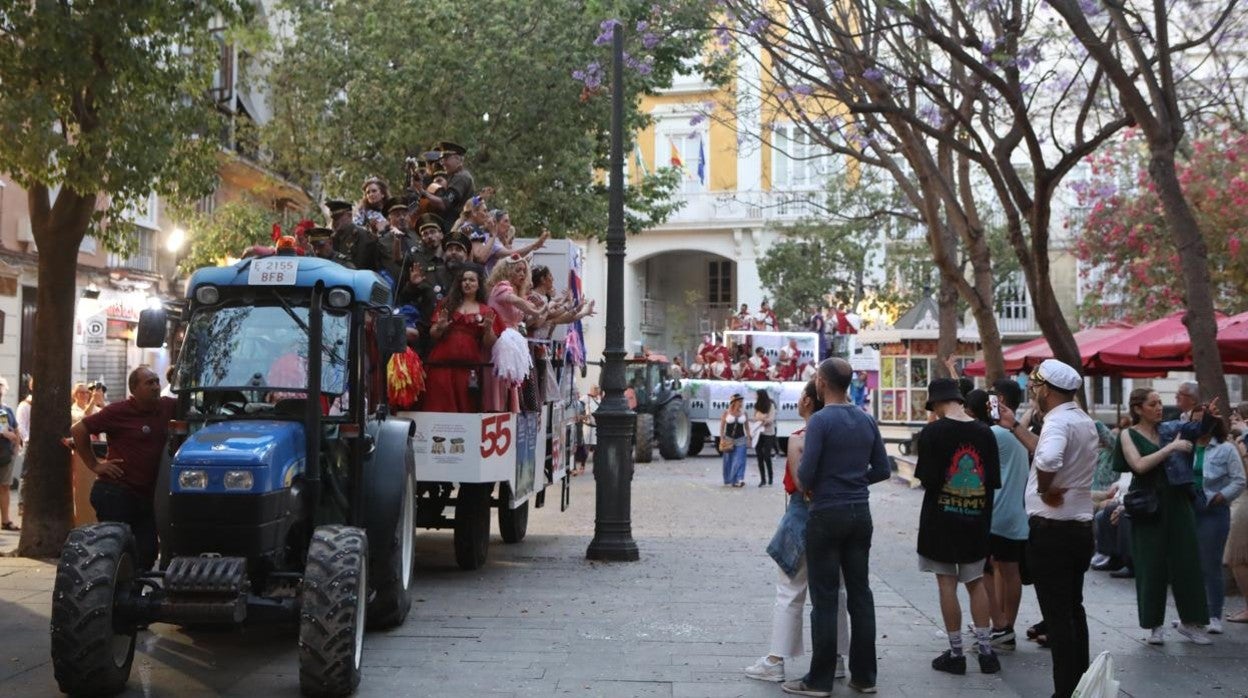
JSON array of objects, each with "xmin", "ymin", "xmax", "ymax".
[{"xmin": 997, "ymin": 358, "xmax": 1097, "ymax": 698}]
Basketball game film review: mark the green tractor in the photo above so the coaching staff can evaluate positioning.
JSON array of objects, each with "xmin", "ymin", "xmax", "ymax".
[{"xmin": 623, "ymin": 357, "xmax": 691, "ymax": 463}]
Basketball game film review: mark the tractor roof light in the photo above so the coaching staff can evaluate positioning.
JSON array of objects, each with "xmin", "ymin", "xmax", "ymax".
[
  {"xmin": 194, "ymin": 285, "xmax": 220, "ymax": 305},
  {"xmin": 326, "ymin": 287, "xmax": 352, "ymax": 308}
]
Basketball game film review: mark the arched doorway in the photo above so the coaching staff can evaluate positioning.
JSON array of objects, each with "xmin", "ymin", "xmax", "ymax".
[{"xmin": 632, "ymin": 250, "xmax": 737, "ymax": 358}]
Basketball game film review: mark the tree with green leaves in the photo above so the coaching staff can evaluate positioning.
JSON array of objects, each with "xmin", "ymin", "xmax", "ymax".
[
  {"xmin": 0, "ymin": 0, "xmax": 250, "ymax": 557},
  {"xmin": 263, "ymin": 0, "xmax": 711, "ymax": 237},
  {"xmin": 176, "ymin": 200, "xmax": 286, "ymax": 275}
]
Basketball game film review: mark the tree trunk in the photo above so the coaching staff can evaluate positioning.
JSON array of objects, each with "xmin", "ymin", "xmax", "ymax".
[
  {"xmin": 1148, "ymin": 146, "xmax": 1230, "ymax": 408},
  {"xmin": 16, "ymin": 187, "xmax": 94, "ymax": 558},
  {"xmin": 937, "ymin": 273, "xmax": 958, "ymax": 379}
]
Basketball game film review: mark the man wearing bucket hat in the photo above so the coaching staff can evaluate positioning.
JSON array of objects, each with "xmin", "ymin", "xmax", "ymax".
[
  {"xmin": 915, "ymin": 377, "xmax": 1002, "ymax": 677},
  {"xmin": 996, "ymin": 358, "xmax": 1098, "ymax": 698}
]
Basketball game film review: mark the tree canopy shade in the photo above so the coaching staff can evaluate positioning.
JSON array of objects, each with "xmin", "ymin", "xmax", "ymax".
[
  {"xmin": 0, "ymin": 0, "xmax": 251, "ymax": 556},
  {"xmin": 262, "ymin": 0, "xmax": 714, "ymax": 237}
]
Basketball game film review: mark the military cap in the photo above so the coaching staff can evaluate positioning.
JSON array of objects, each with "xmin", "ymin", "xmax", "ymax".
[
  {"xmin": 386, "ymin": 199, "xmax": 409, "ymax": 214},
  {"xmin": 306, "ymin": 226, "xmax": 334, "ymax": 243},
  {"xmin": 324, "ymin": 199, "xmax": 353, "ymax": 216},
  {"xmin": 417, "ymin": 213, "xmax": 444, "ymax": 231},
  {"xmin": 422, "ymin": 149, "xmax": 443, "ymax": 164},
  {"xmin": 434, "ymin": 141, "xmax": 466, "ymax": 156},
  {"xmin": 443, "ymin": 232, "xmax": 470, "ymax": 251}
]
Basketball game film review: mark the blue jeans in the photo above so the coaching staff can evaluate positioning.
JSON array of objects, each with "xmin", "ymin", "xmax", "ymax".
[
  {"xmin": 1196, "ymin": 503, "xmax": 1231, "ymax": 618},
  {"xmin": 90, "ymin": 480, "xmax": 158, "ymax": 570},
  {"xmin": 803, "ymin": 503, "xmax": 876, "ymax": 690},
  {"xmin": 721, "ymin": 440, "xmax": 746, "ymax": 484}
]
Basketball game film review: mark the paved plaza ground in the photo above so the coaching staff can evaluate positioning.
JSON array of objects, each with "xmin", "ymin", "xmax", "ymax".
[{"xmin": 2, "ymin": 453, "xmax": 1247, "ymax": 697}]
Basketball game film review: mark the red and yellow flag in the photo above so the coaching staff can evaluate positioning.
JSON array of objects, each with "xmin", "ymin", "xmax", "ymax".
[{"xmin": 669, "ymin": 141, "xmax": 683, "ymax": 168}]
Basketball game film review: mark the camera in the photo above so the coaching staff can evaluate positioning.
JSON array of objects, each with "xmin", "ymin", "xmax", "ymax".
[
  {"xmin": 989, "ymin": 394, "xmax": 1000, "ymax": 421},
  {"xmin": 88, "ymin": 381, "xmax": 107, "ymax": 394}
]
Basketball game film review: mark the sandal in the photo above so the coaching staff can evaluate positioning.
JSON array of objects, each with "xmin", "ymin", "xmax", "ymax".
[
  {"xmin": 1, "ymin": 522, "xmax": 18, "ymax": 532},
  {"xmin": 1026, "ymin": 621, "xmax": 1047, "ymax": 641},
  {"xmin": 1227, "ymin": 610, "xmax": 1248, "ymax": 623}
]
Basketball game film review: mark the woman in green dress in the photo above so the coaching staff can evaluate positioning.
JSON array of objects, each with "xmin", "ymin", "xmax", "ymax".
[{"xmin": 1113, "ymin": 388, "xmax": 1212, "ymax": 645}]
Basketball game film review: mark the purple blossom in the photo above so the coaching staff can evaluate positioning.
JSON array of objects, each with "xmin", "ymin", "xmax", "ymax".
[
  {"xmin": 594, "ymin": 18, "xmax": 621, "ymax": 46},
  {"xmin": 573, "ymin": 61, "xmax": 604, "ymax": 90},
  {"xmin": 747, "ymin": 16, "xmax": 769, "ymax": 35},
  {"xmin": 1077, "ymin": 0, "xmax": 1104, "ymax": 15},
  {"xmin": 793, "ymin": 84, "xmax": 813, "ymax": 96},
  {"xmin": 689, "ymin": 113, "xmax": 707, "ymax": 127},
  {"xmin": 829, "ymin": 62, "xmax": 845, "ymax": 81},
  {"xmin": 635, "ymin": 20, "xmax": 649, "ymax": 32},
  {"xmin": 623, "ymin": 52, "xmax": 654, "ymax": 76},
  {"xmin": 715, "ymin": 24, "xmax": 732, "ymax": 47},
  {"xmin": 642, "ymin": 32, "xmax": 661, "ymax": 49},
  {"xmin": 863, "ymin": 67, "xmax": 884, "ymax": 81}
]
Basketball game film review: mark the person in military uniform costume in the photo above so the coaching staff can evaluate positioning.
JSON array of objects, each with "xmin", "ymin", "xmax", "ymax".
[
  {"xmin": 407, "ymin": 141, "xmax": 474, "ymax": 233},
  {"xmin": 398, "ymin": 229, "xmax": 469, "ymax": 358},
  {"xmin": 326, "ymin": 199, "xmax": 378, "ymax": 270},
  {"xmin": 306, "ymin": 226, "xmax": 356, "ymax": 268},
  {"xmin": 377, "ymin": 199, "xmax": 418, "ymax": 287}
]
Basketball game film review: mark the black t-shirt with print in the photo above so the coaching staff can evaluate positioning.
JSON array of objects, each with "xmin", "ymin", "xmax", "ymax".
[{"xmin": 915, "ymin": 417, "xmax": 1001, "ymax": 563}]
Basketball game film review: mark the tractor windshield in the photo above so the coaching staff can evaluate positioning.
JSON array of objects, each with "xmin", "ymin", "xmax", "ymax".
[{"xmin": 175, "ymin": 303, "xmax": 349, "ymax": 395}]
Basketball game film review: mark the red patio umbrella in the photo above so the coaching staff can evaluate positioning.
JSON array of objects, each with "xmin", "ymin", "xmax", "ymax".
[
  {"xmin": 1139, "ymin": 311, "xmax": 1248, "ymax": 362},
  {"xmin": 962, "ymin": 321, "xmax": 1134, "ymax": 377}
]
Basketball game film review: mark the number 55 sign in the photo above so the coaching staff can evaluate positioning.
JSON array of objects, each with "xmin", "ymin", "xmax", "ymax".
[{"xmin": 480, "ymin": 413, "xmax": 513, "ymax": 459}]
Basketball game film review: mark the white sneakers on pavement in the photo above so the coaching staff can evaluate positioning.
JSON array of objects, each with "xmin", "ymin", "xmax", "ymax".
[
  {"xmin": 1208, "ymin": 617, "xmax": 1224, "ymax": 634},
  {"xmin": 1172, "ymin": 620, "xmax": 1214, "ymax": 645},
  {"xmin": 744, "ymin": 656, "xmax": 785, "ymax": 682},
  {"xmin": 1148, "ymin": 627, "xmax": 1165, "ymax": 645}
]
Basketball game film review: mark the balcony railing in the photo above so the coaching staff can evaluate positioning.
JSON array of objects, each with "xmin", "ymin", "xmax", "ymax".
[{"xmin": 658, "ymin": 190, "xmax": 826, "ymax": 228}]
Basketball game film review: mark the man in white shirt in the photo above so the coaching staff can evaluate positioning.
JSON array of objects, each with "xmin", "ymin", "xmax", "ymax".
[{"xmin": 998, "ymin": 359, "xmax": 1097, "ymax": 698}]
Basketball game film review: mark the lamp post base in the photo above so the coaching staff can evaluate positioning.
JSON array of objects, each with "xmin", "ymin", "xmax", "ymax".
[{"xmin": 585, "ymin": 407, "xmax": 639, "ymax": 562}]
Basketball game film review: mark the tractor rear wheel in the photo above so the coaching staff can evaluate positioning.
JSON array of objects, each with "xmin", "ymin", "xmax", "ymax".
[
  {"xmin": 634, "ymin": 413, "xmax": 654, "ymax": 463},
  {"xmin": 299, "ymin": 525, "xmax": 368, "ymax": 698},
  {"xmin": 498, "ymin": 482, "xmax": 529, "ymax": 544},
  {"xmin": 50, "ymin": 522, "xmax": 138, "ymax": 697},
  {"xmin": 366, "ymin": 469, "xmax": 415, "ymax": 630},
  {"xmin": 656, "ymin": 401, "xmax": 691, "ymax": 460},
  {"xmin": 453, "ymin": 483, "xmax": 492, "ymax": 570}
]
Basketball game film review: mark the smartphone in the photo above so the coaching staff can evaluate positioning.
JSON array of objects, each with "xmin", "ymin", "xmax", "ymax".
[{"xmin": 989, "ymin": 394, "xmax": 1000, "ymax": 421}]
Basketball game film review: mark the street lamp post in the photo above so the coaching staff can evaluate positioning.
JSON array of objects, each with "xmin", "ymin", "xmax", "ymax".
[{"xmin": 586, "ymin": 26, "xmax": 639, "ymax": 562}]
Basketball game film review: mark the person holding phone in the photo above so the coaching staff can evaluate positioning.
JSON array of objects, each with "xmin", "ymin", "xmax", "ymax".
[{"xmin": 70, "ymin": 366, "xmax": 176, "ymax": 570}]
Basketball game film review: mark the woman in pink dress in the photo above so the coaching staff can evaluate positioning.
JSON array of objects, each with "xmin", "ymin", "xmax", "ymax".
[{"xmin": 483, "ymin": 255, "xmax": 546, "ymax": 412}]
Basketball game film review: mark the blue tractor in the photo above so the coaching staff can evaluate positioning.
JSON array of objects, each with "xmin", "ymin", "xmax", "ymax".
[{"xmin": 49, "ymin": 255, "xmax": 417, "ymax": 697}]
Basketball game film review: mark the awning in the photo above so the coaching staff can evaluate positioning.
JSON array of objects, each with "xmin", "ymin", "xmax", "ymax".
[
  {"xmin": 963, "ymin": 321, "xmax": 1134, "ymax": 377},
  {"xmin": 1138, "ymin": 311, "xmax": 1248, "ymax": 364},
  {"xmin": 1089, "ymin": 312, "xmax": 1216, "ymax": 374}
]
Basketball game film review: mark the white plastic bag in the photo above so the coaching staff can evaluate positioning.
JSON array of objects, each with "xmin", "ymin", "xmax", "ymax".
[{"xmin": 1072, "ymin": 650, "xmax": 1119, "ymax": 698}]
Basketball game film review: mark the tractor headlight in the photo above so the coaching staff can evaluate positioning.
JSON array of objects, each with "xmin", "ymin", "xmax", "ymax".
[
  {"xmin": 326, "ymin": 287, "xmax": 352, "ymax": 308},
  {"xmin": 195, "ymin": 285, "xmax": 220, "ymax": 305},
  {"xmin": 223, "ymin": 470, "xmax": 254, "ymax": 491},
  {"xmin": 178, "ymin": 469, "xmax": 208, "ymax": 490}
]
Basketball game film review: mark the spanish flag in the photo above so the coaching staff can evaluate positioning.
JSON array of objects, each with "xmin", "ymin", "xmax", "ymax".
[{"xmin": 669, "ymin": 141, "xmax": 683, "ymax": 168}]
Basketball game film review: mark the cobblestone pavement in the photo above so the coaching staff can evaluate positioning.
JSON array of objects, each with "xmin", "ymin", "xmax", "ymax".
[{"xmin": 2, "ymin": 454, "xmax": 1247, "ymax": 697}]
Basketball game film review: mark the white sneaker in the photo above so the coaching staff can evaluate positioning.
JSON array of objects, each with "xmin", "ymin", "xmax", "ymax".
[
  {"xmin": 835, "ymin": 655, "xmax": 847, "ymax": 679},
  {"xmin": 745, "ymin": 656, "xmax": 785, "ymax": 682},
  {"xmin": 1173, "ymin": 622, "xmax": 1213, "ymax": 645},
  {"xmin": 1090, "ymin": 552, "xmax": 1110, "ymax": 568},
  {"xmin": 1147, "ymin": 627, "xmax": 1165, "ymax": 644},
  {"xmin": 1208, "ymin": 617, "xmax": 1224, "ymax": 634}
]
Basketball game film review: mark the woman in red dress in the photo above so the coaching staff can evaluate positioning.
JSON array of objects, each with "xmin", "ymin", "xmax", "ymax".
[{"xmin": 423, "ymin": 265, "xmax": 497, "ymax": 413}]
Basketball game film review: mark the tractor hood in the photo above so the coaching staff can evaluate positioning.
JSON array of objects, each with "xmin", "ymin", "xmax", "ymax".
[{"xmin": 172, "ymin": 421, "xmax": 306, "ymax": 494}]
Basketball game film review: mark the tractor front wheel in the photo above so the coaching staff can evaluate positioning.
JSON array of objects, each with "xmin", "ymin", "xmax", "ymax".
[
  {"xmin": 50, "ymin": 522, "xmax": 139, "ymax": 697},
  {"xmin": 299, "ymin": 525, "xmax": 369, "ymax": 698}
]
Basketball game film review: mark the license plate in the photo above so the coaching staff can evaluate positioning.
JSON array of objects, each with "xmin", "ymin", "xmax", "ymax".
[{"xmin": 248, "ymin": 257, "xmax": 298, "ymax": 285}]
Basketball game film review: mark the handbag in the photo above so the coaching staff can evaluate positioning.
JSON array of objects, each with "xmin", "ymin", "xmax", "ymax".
[
  {"xmin": 1073, "ymin": 650, "xmax": 1119, "ymax": 698},
  {"xmin": 1122, "ymin": 487, "xmax": 1159, "ymax": 521},
  {"xmin": 718, "ymin": 436, "xmax": 735, "ymax": 453}
]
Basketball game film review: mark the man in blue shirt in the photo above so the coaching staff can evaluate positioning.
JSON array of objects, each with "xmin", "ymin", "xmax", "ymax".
[{"xmin": 784, "ymin": 358, "xmax": 890, "ymax": 697}]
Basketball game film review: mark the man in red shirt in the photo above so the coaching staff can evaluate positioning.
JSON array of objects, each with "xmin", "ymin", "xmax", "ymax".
[{"xmin": 71, "ymin": 366, "xmax": 176, "ymax": 569}]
